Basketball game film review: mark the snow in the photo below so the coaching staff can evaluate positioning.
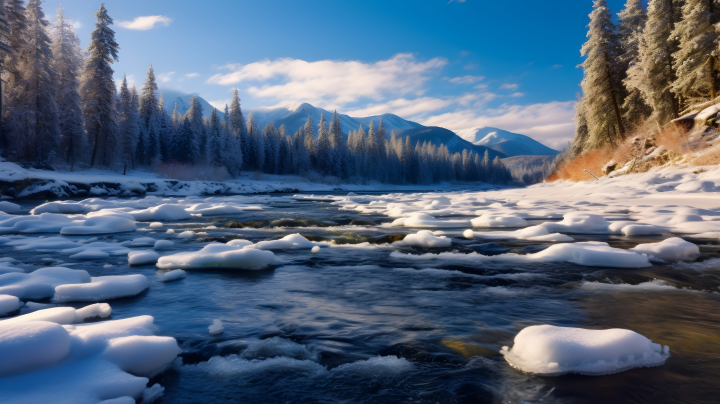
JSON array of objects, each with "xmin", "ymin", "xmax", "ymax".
[
  {"xmin": 631, "ymin": 237, "xmax": 700, "ymax": 262},
  {"xmin": 0, "ymin": 267, "xmax": 91, "ymax": 300},
  {"xmin": 129, "ymin": 204, "xmax": 192, "ymax": 221},
  {"xmin": 166, "ymin": 229, "xmax": 175, "ymax": 235},
  {"xmin": 158, "ymin": 269, "xmax": 186, "ymax": 282},
  {"xmin": 2, "ymin": 304, "xmax": 111, "ymax": 325},
  {"xmin": 247, "ymin": 233, "xmax": 321, "ymax": 250},
  {"xmin": 392, "ymin": 230, "xmax": 452, "ymax": 247},
  {"xmin": 501, "ymin": 325, "xmax": 670, "ymax": 376},
  {"xmin": 60, "ymin": 211, "xmax": 137, "ymax": 235},
  {"xmin": 226, "ymin": 239, "xmax": 253, "ymax": 248},
  {"xmin": 128, "ymin": 250, "xmax": 160, "ymax": 266},
  {"xmin": 53, "ymin": 275, "xmax": 150, "ymax": 302},
  {"xmin": 176, "ymin": 230, "xmax": 195, "ymax": 239},
  {"xmin": 149, "ymin": 222, "xmax": 163, "ymax": 229},
  {"xmin": 396, "ymin": 213, "xmax": 471, "ymax": 228},
  {"xmin": 471, "ymin": 213, "xmax": 528, "ymax": 228},
  {"xmin": 185, "ymin": 203, "xmax": 263, "ymax": 215},
  {"xmin": 31, "ymin": 201, "xmax": 88, "ymax": 215},
  {"xmin": 156, "ymin": 243, "xmax": 276, "ymax": 270},
  {"xmin": 0, "ymin": 201, "xmax": 21, "ymax": 213},
  {"xmin": 0, "ymin": 295, "xmax": 21, "ymax": 316},
  {"xmin": 209, "ymin": 319, "xmax": 224, "ymax": 335},
  {"xmin": 154, "ymin": 240, "xmax": 174, "ymax": 250},
  {"xmin": 311, "ymin": 246, "xmax": 320, "ymax": 254}
]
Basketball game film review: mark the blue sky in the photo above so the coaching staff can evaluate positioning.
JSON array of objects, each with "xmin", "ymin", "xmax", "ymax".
[{"xmin": 53, "ymin": 0, "xmax": 633, "ymax": 149}]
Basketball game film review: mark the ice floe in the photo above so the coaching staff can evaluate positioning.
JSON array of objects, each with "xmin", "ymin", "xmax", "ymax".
[
  {"xmin": 392, "ymin": 230, "xmax": 452, "ymax": 247},
  {"xmin": 128, "ymin": 251, "xmax": 161, "ymax": 266},
  {"xmin": 630, "ymin": 237, "xmax": 700, "ymax": 262},
  {"xmin": 471, "ymin": 213, "xmax": 528, "ymax": 228},
  {"xmin": 53, "ymin": 275, "xmax": 149, "ymax": 303},
  {"xmin": 0, "ymin": 295, "xmax": 20, "ymax": 316},
  {"xmin": 156, "ymin": 243, "xmax": 276, "ymax": 270},
  {"xmin": 129, "ymin": 204, "xmax": 192, "ymax": 221},
  {"xmin": 246, "ymin": 233, "xmax": 322, "ymax": 250},
  {"xmin": 0, "ymin": 267, "xmax": 91, "ymax": 300},
  {"xmin": 209, "ymin": 319, "xmax": 224, "ymax": 336},
  {"xmin": 154, "ymin": 240, "xmax": 174, "ymax": 250},
  {"xmin": 157, "ymin": 269, "xmax": 186, "ymax": 282},
  {"xmin": 501, "ymin": 325, "xmax": 670, "ymax": 376},
  {"xmin": 394, "ymin": 213, "xmax": 471, "ymax": 228}
]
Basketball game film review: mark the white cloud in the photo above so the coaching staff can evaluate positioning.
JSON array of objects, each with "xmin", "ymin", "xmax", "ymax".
[
  {"xmin": 552, "ymin": 64, "xmax": 563, "ymax": 69},
  {"xmin": 446, "ymin": 75, "xmax": 484, "ymax": 84},
  {"xmin": 185, "ymin": 73, "xmax": 200, "ymax": 78},
  {"xmin": 420, "ymin": 101, "xmax": 576, "ymax": 150},
  {"xmin": 208, "ymin": 99, "xmax": 232, "ymax": 110},
  {"xmin": 118, "ymin": 15, "xmax": 173, "ymax": 31},
  {"xmin": 157, "ymin": 72, "xmax": 176, "ymax": 83},
  {"xmin": 207, "ymin": 53, "xmax": 447, "ymax": 109},
  {"xmin": 464, "ymin": 62, "xmax": 479, "ymax": 70},
  {"xmin": 510, "ymin": 92, "xmax": 524, "ymax": 97},
  {"xmin": 500, "ymin": 83, "xmax": 519, "ymax": 90}
]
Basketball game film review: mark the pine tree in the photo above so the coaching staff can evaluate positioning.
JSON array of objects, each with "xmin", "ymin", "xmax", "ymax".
[
  {"xmin": 315, "ymin": 114, "xmax": 331, "ymax": 174},
  {"xmin": 227, "ymin": 88, "xmax": 246, "ymax": 172},
  {"xmin": 262, "ymin": 123, "xmax": 279, "ymax": 174},
  {"xmin": 158, "ymin": 94, "xmax": 173, "ymax": 162},
  {"xmin": 579, "ymin": 0, "xmax": 626, "ymax": 150},
  {"xmin": 139, "ymin": 65, "xmax": 160, "ymax": 164},
  {"xmin": 52, "ymin": 5, "xmax": 85, "ymax": 167},
  {"xmin": 81, "ymin": 3, "xmax": 119, "ymax": 167},
  {"xmin": 618, "ymin": 0, "xmax": 652, "ymax": 130},
  {"xmin": 246, "ymin": 113, "xmax": 264, "ymax": 171},
  {"xmin": 571, "ymin": 98, "xmax": 591, "ymax": 157},
  {"xmin": 2, "ymin": 0, "xmax": 27, "ymax": 117},
  {"xmin": 172, "ymin": 116, "xmax": 196, "ymax": 164},
  {"xmin": 117, "ymin": 76, "xmax": 138, "ymax": 169},
  {"xmin": 671, "ymin": 0, "xmax": 719, "ymax": 107},
  {"xmin": 185, "ymin": 95, "xmax": 205, "ymax": 163},
  {"xmin": 5, "ymin": 0, "xmax": 60, "ymax": 162},
  {"xmin": 0, "ymin": 0, "xmax": 17, "ymax": 144},
  {"xmin": 207, "ymin": 107, "xmax": 224, "ymax": 167}
]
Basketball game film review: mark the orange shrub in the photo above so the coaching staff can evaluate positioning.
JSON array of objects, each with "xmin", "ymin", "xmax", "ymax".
[{"xmin": 547, "ymin": 147, "xmax": 614, "ymax": 182}]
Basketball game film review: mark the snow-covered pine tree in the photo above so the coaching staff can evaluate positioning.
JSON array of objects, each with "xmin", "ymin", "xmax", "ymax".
[
  {"xmin": 81, "ymin": 4, "xmax": 119, "ymax": 167},
  {"xmin": 2, "ymin": 0, "xmax": 27, "ymax": 122},
  {"xmin": 139, "ymin": 65, "xmax": 160, "ymax": 165},
  {"xmin": 171, "ymin": 102, "xmax": 181, "ymax": 129},
  {"xmin": 117, "ymin": 76, "xmax": 138, "ymax": 169},
  {"xmin": 207, "ymin": 107, "xmax": 224, "ymax": 167},
  {"xmin": 51, "ymin": 5, "xmax": 85, "ymax": 167},
  {"xmin": 172, "ymin": 116, "xmax": 196, "ymax": 164},
  {"xmin": 315, "ymin": 114, "xmax": 331, "ymax": 174},
  {"xmin": 228, "ymin": 88, "xmax": 247, "ymax": 169},
  {"xmin": 5, "ymin": 0, "xmax": 60, "ymax": 162},
  {"xmin": 671, "ymin": 0, "xmax": 719, "ymax": 108},
  {"xmin": 571, "ymin": 98, "xmax": 591, "ymax": 157},
  {"xmin": 158, "ymin": 94, "xmax": 173, "ymax": 162},
  {"xmin": 185, "ymin": 95, "xmax": 205, "ymax": 163},
  {"xmin": 328, "ymin": 111, "xmax": 349, "ymax": 178},
  {"xmin": 303, "ymin": 116, "xmax": 315, "ymax": 166},
  {"xmin": 578, "ymin": 0, "xmax": 626, "ymax": 150},
  {"xmin": 0, "ymin": 0, "xmax": 17, "ymax": 145},
  {"xmin": 246, "ymin": 112, "xmax": 263, "ymax": 171},
  {"xmin": 618, "ymin": 0, "xmax": 652, "ymax": 130},
  {"xmin": 262, "ymin": 123, "xmax": 279, "ymax": 174}
]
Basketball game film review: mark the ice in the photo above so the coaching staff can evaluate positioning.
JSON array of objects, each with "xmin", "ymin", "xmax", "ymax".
[
  {"xmin": 31, "ymin": 201, "xmax": 88, "ymax": 215},
  {"xmin": 154, "ymin": 240, "xmax": 174, "ymax": 250},
  {"xmin": 620, "ymin": 224, "xmax": 665, "ymax": 236},
  {"xmin": 209, "ymin": 319, "xmax": 224, "ymax": 335},
  {"xmin": 122, "ymin": 237, "xmax": 157, "ymax": 247},
  {"xmin": 332, "ymin": 355, "xmax": 413, "ymax": 376},
  {"xmin": 392, "ymin": 230, "xmax": 452, "ymax": 247},
  {"xmin": 185, "ymin": 203, "xmax": 263, "ymax": 215},
  {"xmin": 0, "ymin": 263, "xmax": 23, "ymax": 275},
  {"xmin": 0, "ymin": 321, "xmax": 71, "ymax": 376},
  {"xmin": 0, "ymin": 201, "xmax": 21, "ymax": 213},
  {"xmin": 141, "ymin": 383, "xmax": 165, "ymax": 404},
  {"xmin": 397, "ymin": 213, "xmax": 471, "ymax": 228},
  {"xmin": 471, "ymin": 213, "xmax": 528, "ymax": 228},
  {"xmin": 129, "ymin": 204, "xmax": 192, "ymax": 221},
  {"xmin": 177, "ymin": 230, "xmax": 195, "ymax": 239},
  {"xmin": 311, "ymin": 246, "xmax": 320, "ymax": 254},
  {"xmin": 226, "ymin": 239, "xmax": 253, "ymax": 248},
  {"xmin": 128, "ymin": 251, "xmax": 160, "ymax": 266},
  {"xmin": 157, "ymin": 243, "xmax": 276, "ymax": 270},
  {"xmin": 1, "ymin": 303, "xmax": 111, "ymax": 325},
  {"xmin": 158, "ymin": 269, "xmax": 186, "ymax": 282},
  {"xmin": 241, "ymin": 337, "xmax": 314, "ymax": 360},
  {"xmin": 0, "ymin": 213, "xmax": 80, "ymax": 234},
  {"xmin": 247, "ymin": 233, "xmax": 321, "ymax": 250},
  {"xmin": 631, "ymin": 237, "xmax": 700, "ymax": 262},
  {"xmin": 581, "ymin": 279, "xmax": 691, "ymax": 292},
  {"xmin": 0, "ymin": 295, "xmax": 20, "ymax": 316},
  {"xmin": 70, "ymin": 249, "xmax": 110, "ymax": 260},
  {"xmin": 0, "ymin": 267, "xmax": 91, "ymax": 300},
  {"xmin": 59, "ymin": 211, "xmax": 137, "ymax": 235},
  {"xmin": 6, "ymin": 236, "xmax": 78, "ymax": 251},
  {"xmin": 149, "ymin": 222, "xmax": 163, "ymax": 229},
  {"xmin": 166, "ymin": 229, "xmax": 176, "ymax": 235},
  {"xmin": 501, "ymin": 325, "xmax": 670, "ymax": 376},
  {"xmin": 53, "ymin": 275, "xmax": 150, "ymax": 302},
  {"xmin": 187, "ymin": 355, "xmax": 326, "ymax": 377}
]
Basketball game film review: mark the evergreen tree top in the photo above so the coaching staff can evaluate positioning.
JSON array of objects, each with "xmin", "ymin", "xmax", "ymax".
[{"xmin": 88, "ymin": 3, "xmax": 119, "ymax": 63}]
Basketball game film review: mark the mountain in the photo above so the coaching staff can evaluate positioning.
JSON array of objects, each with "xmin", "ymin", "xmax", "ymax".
[
  {"xmin": 398, "ymin": 126, "xmax": 506, "ymax": 159},
  {"xmin": 159, "ymin": 89, "xmax": 224, "ymax": 119},
  {"xmin": 455, "ymin": 127, "xmax": 559, "ymax": 157},
  {"xmin": 247, "ymin": 102, "xmax": 422, "ymax": 136}
]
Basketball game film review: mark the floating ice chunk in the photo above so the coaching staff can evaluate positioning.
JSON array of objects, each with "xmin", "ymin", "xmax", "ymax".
[
  {"xmin": 158, "ymin": 269, "xmax": 186, "ymax": 282},
  {"xmin": 247, "ymin": 233, "xmax": 320, "ymax": 250},
  {"xmin": 30, "ymin": 201, "xmax": 88, "ymax": 215},
  {"xmin": 226, "ymin": 239, "xmax": 252, "ymax": 248},
  {"xmin": 60, "ymin": 211, "xmax": 137, "ymax": 235},
  {"xmin": 128, "ymin": 251, "xmax": 160, "ymax": 266},
  {"xmin": 401, "ymin": 213, "xmax": 471, "ymax": 228},
  {"xmin": 0, "ymin": 201, "xmax": 21, "ymax": 213},
  {"xmin": 501, "ymin": 325, "xmax": 670, "ymax": 376},
  {"xmin": 70, "ymin": 249, "xmax": 110, "ymax": 260},
  {"xmin": 466, "ymin": 225, "xmax": 574, "ymax": 242},
  {"xmin": 157, "ymin": 243, "xmax": 276, "ymax": 270},
  {"xmin": 1, "ymin": 303, "xmax": 111, "ymax": 325},
  {"xmin": 141, "ymin": 383, "xmax": 165, "ymax": 404},
  {"xmin": 149, "ymin": 222, "xmax": 163, "ymax": 229},
  {"xmin": 177, "ymin": 231, "xmax": 195, "ymax": 239},
  {"xmin": 311, "ymin": 246, "xmax": 320, "ymax": 254},
  {"xmin": 61, "ymin": 242, "xmax": 131, "ymax": 258},
  {"xmin": 186, "ymin": 203, "xmax": 262, "ymax": 215},
  {"xmin": 241, "ymin": 337, "xmax": 313, "ymax": 360},
  {"xmin": 0, "ymin": 321, "xmax": 71, "ymax": 377},
  {"xmin": 0, "ymin": 295, "xmax": 20, "ymax": 316},
  {"xmin": 187, "ymin": 355, "xmax": 326, "ymax": 377},
  {"xmin": 0, "ymin": 263, "xmax": 23, "ymax": 275},
  {"xmin": 6, "ymin": 236, "xmax": 78, "ymax": 251},
  {"xmin": 631, "ymin": 237, "xmax": 700, "ymax": 262},
  {"xmin": 0, "ymin": 267, "xmax": 91, "ymax": 300},
  {"xmin": 129, "ymin": 204, "xmax": 192, "ymax": 221},
  {"xmin": 471, "ymin": 214, "xmax": 528, "ymax": 228},
  {"xmin": 581, "ymin": 279, "xmax": 690, "ymax": 292},
  {"xmin": 621, "ymin": 224, "xmax": 665, "ymax": 236},
  {"xmin": 0, "ymin": 213, "xmax": 80, "ymax": 234},
  {"xmin": 209, "ymin": 319, "xmax": 224, "ymax": 335},
  {"xmin": 53, "ymin": 275, "xmax": 149, "ymax": 303},
  {"xmin": 154, "ymin": 240, "xmax": 174, "ymax": 250},
  {"xmin": 166, "ymin": 229, "xmax": 175, "ymax": 235},
  {"xmin": 332, "ymin": 355, "xmax": 413, "ymax": 376},
  {"xmin": 74, "ymin": 303, "xmax": 113, "ymax": 322},
  {"xmin": 392, "ymin": 230, "xmax": 451, "ymax": 247},
  {"xmin": 122, "ymin": 237, "xmax": 157, "ymax": 247},
  {"xmin": 528, "ymin": 242, "xmax": 651, "ymax": 268}
]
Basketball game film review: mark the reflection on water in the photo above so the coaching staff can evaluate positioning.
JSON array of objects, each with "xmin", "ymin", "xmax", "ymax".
[{"xmin": 6, "ymin": 195, "xmax": 720, "ymax": 403}]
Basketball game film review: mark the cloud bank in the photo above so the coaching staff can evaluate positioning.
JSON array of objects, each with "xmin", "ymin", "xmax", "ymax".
[{"xmin": 118, "ymin": 15, "xmax": 173, "ymax": 31}]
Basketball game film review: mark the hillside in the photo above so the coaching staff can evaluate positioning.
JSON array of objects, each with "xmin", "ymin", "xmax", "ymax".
[
  {"xmin": 159, "ymin": 89, "xmax": 223, "ymax": 119},
  {"xmin": 398, "ymin": 126, "xmax": 506, "ymax": 159},
  {"xmin": 456, "ymin": 127, "xmax": 559, "ymax": 157}
]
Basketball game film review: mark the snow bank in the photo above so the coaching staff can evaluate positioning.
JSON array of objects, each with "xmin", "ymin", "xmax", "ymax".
[
  {"xmin": 128, "ymin": 251, "xmax": 160, "ymax": 266},
  {"xmin": 53, "ymin": 275, "xmax": 149, "ymax": 302},
  {"xmin": 501, "ymin": 325, "xmax": 670, "ymax": 376},
  {"xmin": 0, "ymin": 315, "xmax": 180, "ymax": 403},
  {"xmin": 157, "ymin": 243, "xmax": 276, "ymax": 270},
  {"xmin": 0, "ymin": 295, "xmax": 20, "ymax": 316},
  {"xmin": 631, "ymin": 237, "xmax": 700, "ymax": 262},
  {"xmin": 129, "ymin": 204, "xmax": 191, "ymax": 221},
  {"xmin": 247, "ymin": 233, "xmax": 320, "ymax": 250},
  {"xmin": 471, "ymin": 213, "xmax": 528, "ymax": 228},
  {"xmin": 0, "ymin": 267, "xmax": 91, "ymax": 300},
  {"xmin": 392, "ymin": 230, "xmax": 452, "ymax": 247}
]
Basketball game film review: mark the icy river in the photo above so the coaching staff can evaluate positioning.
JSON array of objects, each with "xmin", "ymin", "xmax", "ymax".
[{"xmin": 2, "ymin": 171, "xmax": 720, "ymax": 403}]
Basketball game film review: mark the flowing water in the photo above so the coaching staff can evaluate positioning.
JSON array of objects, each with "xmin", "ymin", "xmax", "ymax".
[{"xmin": 6, "ymin": 193, "xmax": 720, "ymax": 403}]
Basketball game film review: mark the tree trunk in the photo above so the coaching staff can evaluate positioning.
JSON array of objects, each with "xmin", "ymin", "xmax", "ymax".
[{"xmin": 604, "ymin": 55, "xmax": 626, "ymax": 139}]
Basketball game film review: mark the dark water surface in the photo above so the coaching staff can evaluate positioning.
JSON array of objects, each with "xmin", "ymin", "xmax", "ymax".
[{"xmin": 7, "ymin": 195, "xmax": 720, "ymax": 403}]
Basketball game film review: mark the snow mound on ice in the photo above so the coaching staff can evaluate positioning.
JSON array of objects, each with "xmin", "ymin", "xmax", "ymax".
[
  {"xmin": 129, "ymin": 204, "xmax": 191, "ymax": 221},
  {"xmin": 247, "ymin": 233, "xmax": 320, "ymax": 250},
  {"xmin": 501, "ymin": 325, "xmax": 670, "ymax": 376},
  {"xmin": 157, "ymin": 243, "xmax": 276, "ymax": 270},
  {"xmin": 121, "ymin": 237, "xmax": 157, "ymax": 247},
  {"xmin": 209, "ymin": 319, "xmax": 224, "ymax": 336},
  {"xmin": 60, "ymin": 211, "xmax": 136, "ymax": 235},
  {"xmin": 176, "ymin": 230, "xmax": 195, "ymax": 239},
  {"xmin": 226, "ymin": 239, "xmax": 253, "ymax": 248},
  {"xmin": 392, "ymin": 230, "xmax": 451, "ymax": 247},
  {"xmin": 149, "ymin": 222, "xmax": 163, "ymax": 229},
  {"xmin": 1, "ymin": 303, "xmax": 111, "ymax": 325},
  {"xmin": 0, "ymin": 315, "xmax": 179, "ymax": 403},
  {"xmin": 0, "ymin": 213, "xmax": 79, "ymax": 234},
  {"xmin": 621, "ymin": 224, "xmax": 665, "ymax": 236},
  {"xmin": 0, "ymin": 267, "xmax": 91, "ymax": 300},
  {"xmin": 186, "ymin": 203, "xmax": 262, "ymax": 215},
  {"xmin": 128, "ymin": 251, "xmax": 160, "ymax": 266},
  {"xmin": 6, "ymin": 236, "xmax": 78, "ymax": 251},
  {"xmin": 471, "ymin": 214, "xmax": 528, "ymax": 228},
  {"xmin": 154, "ymin": 240, "xmax": 174, "ymax": 250},
  {"xmin": 631, "ymin": 237, "xmax": 700, "ymax": 262},
  {"xmin": 0, "ymin": 295, "xmax": 21, "ymax": 316},
  {"xmin": 31, "ymin": 201, "xmax": 88, "ymax": 215},
  {"xmin": 158, "ymin": 269, "xmax": 186, "ymax": 282},
  {"xmin": 53, "ymin": 275, "xmax": 149, "ymax": 302},
  {"xmin": 398, "ymin": 213, "xmax": 471, "ymax": 228},
  {"xmin": 0, "ymin": 201, "xmax": 20, "ymax": 213}
]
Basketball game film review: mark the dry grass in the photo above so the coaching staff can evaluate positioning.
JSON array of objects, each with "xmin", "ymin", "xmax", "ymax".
[
  {"xmin": 157, "ymin": 163, "xmax": 230, "ymax": 181},
  {"xmin": 546, "ymin": 147, "xmax": 614, "ymax": 182},
  {"xmin": 693, "ymin": 142, "xmax": 720, "ymax": 166}
]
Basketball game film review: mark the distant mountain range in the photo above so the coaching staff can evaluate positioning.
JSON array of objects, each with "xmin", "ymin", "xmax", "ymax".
[{"xmin": 159, "ymin": 89, "xmax": 556, "ymax": 159}]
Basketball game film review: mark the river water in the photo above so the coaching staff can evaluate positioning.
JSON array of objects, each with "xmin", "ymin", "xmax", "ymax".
[{"xmin": 6, "ymin": 193, "xmax": 720, "ymax": 403}]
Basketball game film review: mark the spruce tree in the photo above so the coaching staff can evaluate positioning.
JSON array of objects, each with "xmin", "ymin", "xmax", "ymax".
[
  {"xmin": 117, "ymin": 76, "xmax": 138, "ymax": 169},
  {"xmin": 185, "ymin": 95, "xmax": 205, "ymax": 163},
  {"xmin": 207, "ymin": 107, "xmax": 224, "ymax": 167},
  {"xmin": 5, "ymin": 0, "xmax": 60, "ymax": 162},
  {"xmin": 579, "ymin": 0, "xmax": 625, "ymax": 150},
  {"xmin": 0, "ymin": 0, "xmax": 16, "ymax": 144},
  {"xmin": 52, "ymin": 5, "xmax": 85, "ymax": 167},
  {"xmin": 315, "ymin": 114, "xmax": 331, "ymax": 174},
  {"xmin": 139, "ymin": 65, "xmax": 160, "ymax": 164},
  {"xmin": 81, "ymin": 3, "xmax": 119, "ymax": 167},
  {"xmin": 228, "ymin": 88, "xmax": 246, "ymax": 171},
  {"xmin": 618, "ymin": 0, "xmax": 652, "ymax": 130}
]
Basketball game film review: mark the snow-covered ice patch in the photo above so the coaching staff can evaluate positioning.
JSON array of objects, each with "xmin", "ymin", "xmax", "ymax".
[
  {"xmin": 392, "ymin": 230, "xmax": 451, "ymax": 248},
  {"xmin": 129, "ymin": 204, "xmax": 192, "ymax": 221},
  {"xmin": 0, "ymin": 295, "xmax": 21, "ymax": 316},
  {"xmin": 157, "ymin": 243, "xmax": 276, "ymax": 270},
  {"xmin": 128, "ymin": 251, "xmax": 160, "ymax": 266},
  {"xmin": 501, "ymin": 325, "xmax": 670, "ymax": 376},
  {"xmin": 0, "ymin": 267, "xmax": 91, "ymax": 300},
  {"xmin": 154, "ymin": 240, "xmax": 174, "ymax": 250},
  {"xmin": 630, "ymin": 237, "xmax": 700, "ymax": 262},
  {"xmin": 581, "ymin": 279, "xmax": 692, "ymax": 292},
  {"xmin": 158, "ymin": 269, "xmax": 186, "ymax": 282},
  {"xmin": 209, "ymin": 319, "xmax": 224, "ymax": 336},
  {"xmin": 53, "ymin": 274, "xmax": 149, "ymax": 302},
  {"xmin": 471, "ymin": 214, "xmax": 528, "ymax": 228},
  {"xmin": 247, "ymin": 233, "xmax": 321, "ymax": 250},
  {"xmin": 396, "ymin": 213, "xmax": 471, "ymax": 228}
]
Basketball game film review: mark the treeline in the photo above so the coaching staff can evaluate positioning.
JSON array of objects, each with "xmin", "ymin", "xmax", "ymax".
[
  {"xmin": 573, "ymin": 0, "xmax": 720, "ymax": 155},
  {"xmin": 0, "ymin": 1, "xmax": 510, "ymax": 185}
]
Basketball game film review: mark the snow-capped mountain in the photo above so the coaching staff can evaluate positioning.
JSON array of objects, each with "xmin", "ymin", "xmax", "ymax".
[
  {"xmin": 247, "ymin": 102, "xmax": 422, "ymax": 136},
  {"xmin": 159, "ymin": 89, "xmax": 223, "ymax": 119},
  {"xmin": 398, "ymin": 127, "xmax": 506, "ymax": 159},
  {"xmin": 456, "ymin": 127, "xmax": 559, "ymax": 157}
]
